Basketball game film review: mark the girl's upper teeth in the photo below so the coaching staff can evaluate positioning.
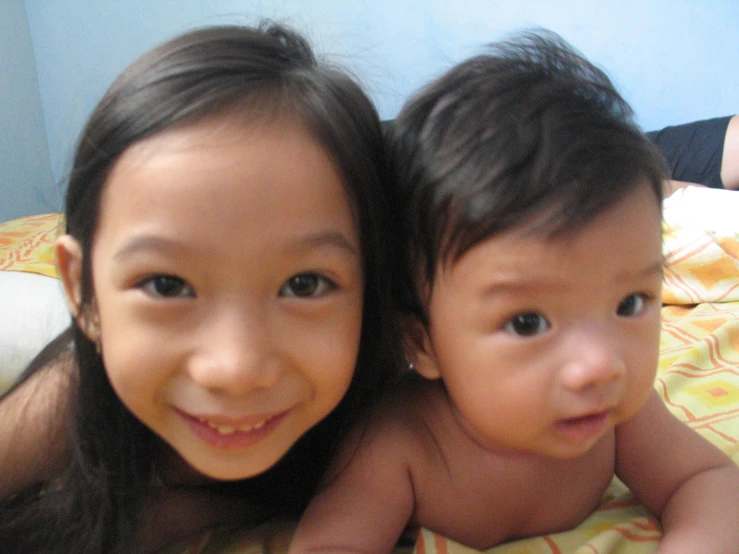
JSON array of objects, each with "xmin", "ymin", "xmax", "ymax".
[{"xmin": 204, "ymin": 419, "xmax": 267, "ymax": 435}]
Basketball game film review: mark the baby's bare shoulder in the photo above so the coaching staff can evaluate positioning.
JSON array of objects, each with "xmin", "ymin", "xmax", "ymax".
[
  {"xmin": 355, "ymin": 375, "xmax": 446, "ymax": 449},
  {"xmin": 325, "ymin": 375, "xmax": 456, "ymax": 485}
]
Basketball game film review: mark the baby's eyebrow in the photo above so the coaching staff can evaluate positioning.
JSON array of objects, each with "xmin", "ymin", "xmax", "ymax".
[
  {"xmin": 477, "ymin": 275, "xmax": 567, "ymax": 297},
  {"xmin": 476, "ymin": 258, "xmax": 665, "ymax": 297},
  {"xmin": 623, "ymin": 259, "xmax": 665, "ymax": 280}
]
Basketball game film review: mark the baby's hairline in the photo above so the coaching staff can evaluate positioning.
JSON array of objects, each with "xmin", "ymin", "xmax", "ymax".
[{"xmin": 411, "ymin": 175, "xmax": 663, "ymax": 311}]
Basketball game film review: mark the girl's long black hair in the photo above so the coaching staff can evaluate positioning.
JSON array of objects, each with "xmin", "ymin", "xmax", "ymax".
[{"xmin": 0, "ymin": 22, "xmax": 402, "ymax": 553}]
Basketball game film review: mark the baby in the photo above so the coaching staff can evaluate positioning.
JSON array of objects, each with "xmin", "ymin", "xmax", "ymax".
[{"xmin": 289, "ymin": 30, "xmax": 739, "ymax": 554}]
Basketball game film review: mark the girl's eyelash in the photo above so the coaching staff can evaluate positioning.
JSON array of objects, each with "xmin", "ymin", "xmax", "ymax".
[
  {"xmin": 137, "ymin": 275, "xmax": 195, "ymax": 298},
  {"xmin": 280, "ymin": 272, "xmax": 338, "ymax": 298},
  {"xmin": 133, "ymin": 271, "xmax": 340, "ymax": 300}
]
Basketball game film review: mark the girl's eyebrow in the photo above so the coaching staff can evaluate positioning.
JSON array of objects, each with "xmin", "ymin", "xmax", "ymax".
[
  {"xmin": 113, "ymin": 235, "xmax": 187, "ymax": 261},
  {"xmin": 112, "ymin": 231, "xmax": 359, "ymax": 261},
  {"xmin": 113, "ymin": 234, "xmax": 194, "ymax": 261},
  {"xmin": 281, "ymin": 231, "xmax": 359, "ymax": 257}
]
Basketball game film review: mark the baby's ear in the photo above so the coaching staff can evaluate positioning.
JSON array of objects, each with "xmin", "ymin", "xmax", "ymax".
[
  {"xmin": 400, "ymin": 314, "xmax": 442, "ymax": 380},
  {"xmin": 56, "ymin": 234, "xmax": 99, "ymax": 342}
]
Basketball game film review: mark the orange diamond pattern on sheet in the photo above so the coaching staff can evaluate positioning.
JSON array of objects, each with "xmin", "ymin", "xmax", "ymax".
[
  {"xmin": 0, "ymin": 213, "xmax": 62, "ymax": 278},
  {"xmin": 684, "ymin": 380, "xmax": 739, "ymax": 408},
  {"xmin": 657, "ymin": 302, "xmax": 739, "ymax": 460}
]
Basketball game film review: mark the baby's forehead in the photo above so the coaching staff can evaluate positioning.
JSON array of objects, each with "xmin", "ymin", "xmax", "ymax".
[
  {"xmin": 436, "ymin": 183, "xmax": 660, "ymax": 269},
  {"xmin": 445, "ymin": 175, "xmax": 660, "ymax": 253}
]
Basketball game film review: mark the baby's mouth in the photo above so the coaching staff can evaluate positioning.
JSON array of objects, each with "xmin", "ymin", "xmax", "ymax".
[{"xmin": 555, "ymin": 411, "xmax": 610, "ymax": 440}]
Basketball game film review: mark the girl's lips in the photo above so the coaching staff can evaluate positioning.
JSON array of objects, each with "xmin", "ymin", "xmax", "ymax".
[
  {"xmin": 554, "ymin": 411, "xmax": 610, "ymax": 441},
  {"xmin": 178, "ymin": 409, "xmax": 291, "ymax": 450}
]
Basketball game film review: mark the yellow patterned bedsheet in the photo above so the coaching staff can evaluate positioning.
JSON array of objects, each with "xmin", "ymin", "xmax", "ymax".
[{"xmin": 0, "ymin": 213, "xmax": 62, "ymax": 278}]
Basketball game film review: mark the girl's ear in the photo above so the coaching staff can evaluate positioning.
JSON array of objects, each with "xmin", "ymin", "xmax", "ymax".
[
  {"xmin": 400, "ymin": 314, "xmax": 442, "ymax": 381},
  {"xmin": 56, "ymin": 234, "xmax": 99, "ymax": 342}
]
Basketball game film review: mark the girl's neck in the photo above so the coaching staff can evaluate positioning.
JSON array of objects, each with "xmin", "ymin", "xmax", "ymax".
[{"xmin": 154, "ymin": 442, "xmax": 213, "ymax": 487}]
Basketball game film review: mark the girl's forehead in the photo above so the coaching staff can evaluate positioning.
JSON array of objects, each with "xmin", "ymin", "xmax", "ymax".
[
  {"xmin": 95, "ymin": 117, "xmax": 358, "ymax": 251},
  {"xmin": 104, "ymin": 115, "xmax": 322, "ymax": 196}
]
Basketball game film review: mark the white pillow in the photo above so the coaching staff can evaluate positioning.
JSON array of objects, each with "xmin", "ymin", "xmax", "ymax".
[
  {"xmin": 0, "ymin": 271, "xmax": 70, "ymax": 387},
  {"xmin": 664, "ymin": 185, "xmax": 739, "ymax": 235}
]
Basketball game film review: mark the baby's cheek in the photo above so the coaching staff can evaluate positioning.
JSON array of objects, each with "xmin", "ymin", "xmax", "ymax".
[
  {"xmin": 624, "ymin": 372, "xmax": 657, "ymax": 422},
  {"xmin": 629, "ymin": 323, "xmax": 661, "ymax": 411}
]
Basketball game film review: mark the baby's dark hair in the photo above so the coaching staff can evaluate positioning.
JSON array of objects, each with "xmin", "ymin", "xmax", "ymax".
[
  {"xmin": 389, "ymin": 30, "xmax": 667, "ymax": 323},
  {"xmin": 1, "ymin": 22, "xmax": 402, "ymax": 552}
]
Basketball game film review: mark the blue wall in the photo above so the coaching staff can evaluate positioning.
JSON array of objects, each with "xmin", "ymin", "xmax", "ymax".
[
  {"xmin": 0, "ymin": 0, "xmax": 56, "ymax": 222},
  {"xmin": 5, "ymin": 0, "xmax": 739, "ymax": 221}
]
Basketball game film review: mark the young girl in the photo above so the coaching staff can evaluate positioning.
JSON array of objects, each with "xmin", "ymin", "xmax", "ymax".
[
  {"xmin": 0, "ymin": 23, "xmax": 402, "ymax": 553},
  {"xmin": 289, "ymin": 31, "xmax": 739, "ymax": 554}
]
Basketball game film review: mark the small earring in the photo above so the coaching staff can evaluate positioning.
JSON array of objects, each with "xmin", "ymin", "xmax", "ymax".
[{"xmin": 94, "ymin": 340, "xmax": 101, "ymax": 354}]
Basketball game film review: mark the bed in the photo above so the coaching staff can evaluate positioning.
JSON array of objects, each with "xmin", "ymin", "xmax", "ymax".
[
  {"xmin": 1, "ymin": 186, "xmax": 737, "ymax": 554},
  {"xmin": 0, "ymin": 213, "xmax": 69, "ymax": 392}
]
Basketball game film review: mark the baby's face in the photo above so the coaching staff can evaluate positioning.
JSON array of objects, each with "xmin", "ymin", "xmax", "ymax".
[
  {"xmin": 83, "ymin": 116, "xmax": 363, "ymax": 480},
  {"xmin": 419, "ymin": 182, "xmax": 663, "ymax": 459}
]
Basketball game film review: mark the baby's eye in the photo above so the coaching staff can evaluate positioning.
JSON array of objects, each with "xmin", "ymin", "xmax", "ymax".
[
  {"xmin": 280, "ymin": 273, "xmax": 335, "ymax": 298},
  {"xmin": 617, "ymin": 293, "xmax": 650, "ymax": 317},
  {"xmin": 139, "ymin": 275, "xmax": 194, "ymax": 298},
  {"xmin": 503, "ymin": 312, "xmax": 550, "ymax": 337}
]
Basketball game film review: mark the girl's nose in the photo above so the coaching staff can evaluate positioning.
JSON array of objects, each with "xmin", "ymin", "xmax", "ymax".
[
  {"xmin": 559, "ymin": 325, "xmax": 626, "ymax": 393},
  {"xmin": 187, "ymin": 308, "xmax": 282, "ymax": 396}
]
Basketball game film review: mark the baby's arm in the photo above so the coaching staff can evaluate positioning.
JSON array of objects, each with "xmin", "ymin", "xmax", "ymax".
[
  {"xmin": 289, "ymin": 418, "xmax": 417, "ymax": 554},
  {"xmin": 616, "ymin": 390, "xmax": 739, "ymax": 553}
]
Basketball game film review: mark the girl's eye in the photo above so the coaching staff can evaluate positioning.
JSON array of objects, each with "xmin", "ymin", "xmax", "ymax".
[
  {"xmin": 140, "ymin": 275, "xmax": 194, "ymax": 298},
  {"xmin": 617, "ymin": 293, "xmax": 649, "ymax": 317},
  {"xmin": 503, "ymin": 312, "xmax": 550, "ymax": 337},
  {"xmin": 280, "ymin": 273, "xmax": 335, "ymax": 298}
]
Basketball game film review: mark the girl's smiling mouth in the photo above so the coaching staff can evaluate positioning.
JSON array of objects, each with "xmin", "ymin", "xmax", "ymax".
[{"xmin": 178, "ymin": 409, "xmax": 292, "ymax": 449}]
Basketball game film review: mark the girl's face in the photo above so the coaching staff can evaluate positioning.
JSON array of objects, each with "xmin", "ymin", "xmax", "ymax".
[{"xmin": 59, "ymin": 116, "xmax": 363, "ymax": 480}]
